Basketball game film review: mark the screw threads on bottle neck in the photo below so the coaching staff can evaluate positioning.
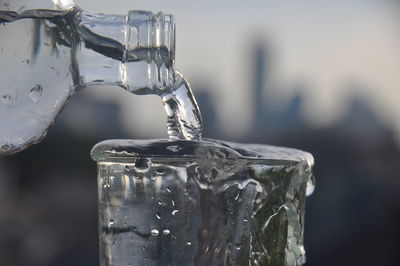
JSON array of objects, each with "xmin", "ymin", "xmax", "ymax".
[
  {"xmin": 75, "ymin": 10, "xmax": 176, "ymax": 94},
  {"xmin": 125, "ymin": 11, "xmax": 175, "ymax": 63}
]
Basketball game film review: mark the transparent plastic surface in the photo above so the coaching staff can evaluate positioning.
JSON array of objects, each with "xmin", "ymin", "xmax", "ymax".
[
  {"xmin": 0, "ymin": 0, "xmax": 202, "ymax": 155},
  {"xmin": 92, "ymin": 139, "xmax": 315, "ymax": 266}
]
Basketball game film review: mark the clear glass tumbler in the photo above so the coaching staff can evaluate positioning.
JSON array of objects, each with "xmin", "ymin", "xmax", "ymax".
[{"xmin": 91, "ymin": 139, "xmax": 314, "ymax": 266}]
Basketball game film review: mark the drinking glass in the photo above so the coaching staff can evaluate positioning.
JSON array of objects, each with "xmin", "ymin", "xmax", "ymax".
[{"xmin": 91, "ymin": 139, "xmax": 314, "ymax": 266}]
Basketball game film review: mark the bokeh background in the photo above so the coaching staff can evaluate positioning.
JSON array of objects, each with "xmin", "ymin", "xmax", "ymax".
[{"xmin": 1, "ymin": 0, "xmax": 400, "ymax": 265}]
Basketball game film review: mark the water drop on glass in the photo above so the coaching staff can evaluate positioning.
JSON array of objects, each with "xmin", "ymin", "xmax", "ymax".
[
  {"xmin": 306, "ymin": 175, "xmax": 316, "ymax": 196},
  {"xmin": 134, "ymin": 158, "xmax": 151, "ymax": 173},
  {"xmin": 155, "ymin": 169, "xmax": 165, "ymax": 175},
  {"xmin": 297, "ymin": 255, "xmax": 306, "ymax": 264},
  {"xmin": 1, "ymin": 94, "xmax": 12, "ymax": 105},
  {"xmin": 29, "ymin": 84, "xmax": 43, "ymax": 103},
  {"xmin": 166, "ymin": 145, "xmax": 180, "ymax": 152},
  {"xmin": 234, "ymin": 192, "xmax": 240, "ymax": 201},
  {"xmin": 0, "ymin": 144, "xmax": 13, "ymax": 153},
  {"xmin": 151, "ymin": 229, "xmax": 159, "ymax": 236},
  {"xmin": 162, "ymin": 229, "xmax": 170, "ymax": 235}
]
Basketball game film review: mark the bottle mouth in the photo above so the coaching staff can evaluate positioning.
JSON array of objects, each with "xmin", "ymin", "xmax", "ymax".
[
  {"xmin": 77, "ymin": 10, "xmax": 175, "ymax": 61},
  {"xmin": 126, "ymin": 10, "xmax": 175, "ymax": 61},
  {"xmin": 74, "ymin": 9, "xmax": 176, "ymax": 93},
  {"xmin": 122, "ymin": 11, "xmax": 176, "ymax": 93}
]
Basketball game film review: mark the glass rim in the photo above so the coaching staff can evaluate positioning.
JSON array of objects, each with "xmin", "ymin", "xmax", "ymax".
[{"xmin": 90, "ymin": 138, "xmax": 314, "ymax": 165}]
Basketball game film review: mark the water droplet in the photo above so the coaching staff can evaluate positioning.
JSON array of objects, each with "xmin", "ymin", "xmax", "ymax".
[
  {"xmin": 109, "ymin": 219, "xmax": 115, "ymax": 226},
  {"xmin": 171, "ymin": 199, "xmax": 175, "ymax": 206},
  {"xmin": 234, "ymin": 192, "xmax": 240, "ymax": 201},
  {"xmin": 166, "ymin": 145, "xmax": 180, "ymax": 152},
  {"xmin": 162, "ymin": 229, "xmax": 170, "ymax": 235},
  {"xmin": 297, "ymin": 254, "xmax": 306, "ymax": 264},
  {"xmin": 185, "ymin": 242, "xmax": 192, "ymax": 246},
  {"xmin": 171, "ymin": 210, "xmax": 179, "ymax": 216},
  {"xmin": 134, "ymin": 158, "xmax": 151, "ymax": 173},
  {"xmin": 151, "ymin": 229, "xmax": 159, "ymax": 236},
  {"xmin": 166, "ymin": 187, "xmax": 171, "ymax": 193},
  {"xmin": 155, "ymin": 168, "xmax": 165, "ymax": 175},
  {"xmin": 156, "ymin": 213, "xmax": 161, "ymax": 220},
  {"xmin": 285, "ymin": 164, "xmax": 294, "ymax": 173},
  {"xmin": 0, "ymin": 144, "xmax": 14, "ymax": 153},
  {"xmin": 48, "ymin": 66, "xmax": 60, "ymax": 77},
  {"xmin": 29, "ymin": 84, "xmax": 43, "ymax": 102},
  {"xmin": 234, "ymin": 244, "xmax": 241, "ymax": 250},
  {"xmin": 1, "ymin": 94, "xmax": 12, "ymax": 105},
  {"xmin": 306, "ymin": 175, "xmax": 316, "ymax": 196}
]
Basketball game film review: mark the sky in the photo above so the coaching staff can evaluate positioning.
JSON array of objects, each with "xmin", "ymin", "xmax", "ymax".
[{"xmin": 73, "ymin": 0, "xmax": 400, "ymax": 138}]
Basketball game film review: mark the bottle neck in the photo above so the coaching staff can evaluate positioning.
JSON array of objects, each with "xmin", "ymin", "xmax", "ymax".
[{"xmin": 74, "ymin": 10, "xmax": 177, "ymax": 95}]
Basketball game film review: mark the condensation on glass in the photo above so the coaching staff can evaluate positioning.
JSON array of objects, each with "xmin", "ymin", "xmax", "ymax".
[{"xmin": 91, "ymin": 139, "xmax": 315, "ymax": 266}]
